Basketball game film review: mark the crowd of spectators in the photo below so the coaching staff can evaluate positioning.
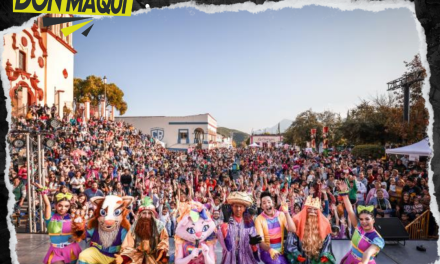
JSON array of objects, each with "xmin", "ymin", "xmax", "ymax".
[{"xmin": 8, "ymin": 113, "xmax": 436, "ymax": 239}]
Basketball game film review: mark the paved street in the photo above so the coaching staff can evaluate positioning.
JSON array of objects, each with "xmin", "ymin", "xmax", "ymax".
[{"xmin": 14, "ymin": 233, "xmax": 439, "ymax": 264}]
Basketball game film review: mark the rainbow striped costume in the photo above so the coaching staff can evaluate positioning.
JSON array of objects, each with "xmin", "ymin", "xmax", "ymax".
[
  {"xmin": 340, "ymin": 223, "xmax": 385, "ymax": 264},
  {"xmin": 254, "ymin": 211, "xmax": 289, "ymax": 264},
  {"xmin": 43, "ymin": 213, "xmax": 82, "ymax": 264}
]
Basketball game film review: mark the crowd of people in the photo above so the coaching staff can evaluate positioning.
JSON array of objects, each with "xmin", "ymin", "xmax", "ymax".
[{"xmin": 8, "ymin": 113, "xmax": 435, "ymax": 264}]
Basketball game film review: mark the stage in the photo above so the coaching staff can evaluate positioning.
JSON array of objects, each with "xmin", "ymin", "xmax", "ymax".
[{"xmin": 14, "ymin": 233, "xmax": 439, "ymax": 264}]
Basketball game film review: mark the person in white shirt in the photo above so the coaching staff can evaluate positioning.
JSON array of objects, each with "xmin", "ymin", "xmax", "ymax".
[
  {"xmin": 306, "ymin": 170, "xmax": 316, "ymax": 184},
  {"xmin": 70, "ymin": 171, "xmax": 85, "ymax": 194},
  {"xmin": 355, "ymin": 180, "xmax": 367, "ymax": 205},
  {"xmin": 357, "ymin": 172, "xmax": 368, "ymax": 189}
]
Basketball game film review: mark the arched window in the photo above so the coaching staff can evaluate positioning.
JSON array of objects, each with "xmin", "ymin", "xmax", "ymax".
[{"xmin": 194, "ymin": 128, "xmax": 205, "ymax": 144}]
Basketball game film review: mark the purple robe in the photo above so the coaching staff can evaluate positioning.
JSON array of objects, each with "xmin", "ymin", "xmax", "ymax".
[{"xmin": 218, "ymin": 216, "xmax": 260, "ymax": 264}]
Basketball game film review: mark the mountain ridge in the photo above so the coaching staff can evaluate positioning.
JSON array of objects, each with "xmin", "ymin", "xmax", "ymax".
[{"xmin": 254, "ymin": 119, "xmax": 293, "ymax": 134}]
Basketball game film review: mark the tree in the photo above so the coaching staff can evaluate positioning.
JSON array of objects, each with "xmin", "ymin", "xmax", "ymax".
[
  {"xmin": 317, "ymin": 110, "xmax": 344, "ymax": 146},
  {"xmin": 389, "ymin": 54, "xmax": 429, "ymax": 144},
  {"xmin": 284, "ymin": 109, "xmax": 322, "ymax": 147},
  {"xmin": 339, "ymin": 55, "xmax": 428, "ymax": 146},
  {"xmin": 74, "ymin": 75, "xmax": 128, "ymax": 115}
]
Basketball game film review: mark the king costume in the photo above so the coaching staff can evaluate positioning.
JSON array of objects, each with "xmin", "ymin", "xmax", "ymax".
[{"xmin": 284, "ymin": 196, "xmax": 335, "ymax": 264}]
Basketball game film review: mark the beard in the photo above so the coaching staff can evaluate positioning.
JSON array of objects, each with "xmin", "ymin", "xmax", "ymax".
[
  {"xmin": 302, "ymin": 215, "xmax": 324, "ymax": 259},
  {"xmin": 98, "ymin": 222, "xmax": 121, "ymax": 248},
  {"xmin": 135, "ymin": 217, "xmax": 154, "ymax": 241}
]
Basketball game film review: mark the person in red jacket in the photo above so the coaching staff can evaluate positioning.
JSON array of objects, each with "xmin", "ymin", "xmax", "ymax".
[
  {"xmin": 18, "ymin": 163, "xmax": 28, "ymax": 186},
  {"xmin": 206, "ymin": 178, "xmax": 217, "ymax": 193}
]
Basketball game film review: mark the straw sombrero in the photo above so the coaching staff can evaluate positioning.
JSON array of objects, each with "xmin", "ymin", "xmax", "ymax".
[{"xmin": 227, "ymin": 192, "xmax": 253, "ymax": 207}]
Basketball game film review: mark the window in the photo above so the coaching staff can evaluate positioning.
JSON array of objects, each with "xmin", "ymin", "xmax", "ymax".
[
  {"xmin": 178, "ymin": 129, "xmax": 189, "ymax": 144},
  {"xmin": 180, "ymin": 131, "xmax": 188, "ymax": 140},
  {"xmin": 18, "ymin": 51, "xmax": 26, "ymax": 71}
]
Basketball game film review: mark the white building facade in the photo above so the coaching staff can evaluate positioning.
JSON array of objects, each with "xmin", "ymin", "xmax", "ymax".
[
  {"xmin": 116, "ymin": 114, "xmax": 219, "ymax": 151},
  {"xmin": 216, "ymin": 133, "xmax": 232, "ymax": 148},
  {"xmin": 250, "ymin": 135, "xmax": 284, "ymax": 148},
  {"xmin": 2, "ymin": 14, "xmax": 76, "ymax": 118}
]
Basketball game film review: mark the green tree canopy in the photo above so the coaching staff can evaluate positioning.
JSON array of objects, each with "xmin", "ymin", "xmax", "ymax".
[{"xmin": 74, "ymin": 75, "xmax": 128, "ymax": 115}]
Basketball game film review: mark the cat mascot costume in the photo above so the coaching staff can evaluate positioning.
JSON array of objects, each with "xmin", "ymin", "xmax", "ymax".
[{"xmin": 174, "ymin": 201, "xmax": 217, "ymax": 264}]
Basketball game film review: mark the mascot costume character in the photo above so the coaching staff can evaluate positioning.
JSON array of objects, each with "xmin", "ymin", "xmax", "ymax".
[
  {"xmin": 174, "ymin": 201, "xmax": 217, "ymax": 264},
  {"xmin": 72, "ymin": 195, "xmax": 134, "ymax": 264}
]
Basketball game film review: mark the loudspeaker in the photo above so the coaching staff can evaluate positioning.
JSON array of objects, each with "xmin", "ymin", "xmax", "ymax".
[{"xmin": 374, "ymin": 217, "xmax": 409, "ymax": 241}]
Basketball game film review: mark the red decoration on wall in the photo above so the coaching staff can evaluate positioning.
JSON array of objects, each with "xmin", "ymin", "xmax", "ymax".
[
  {"xmin": 12, "ymin": 33, "xmax": 18, "ymax": 50},
  {"xmin": 38, "ymin": 57, "xmax": 44, "ymax": 68},
  {"xmin": 10, "ymin": 81, "xmax": 37, "ymax": 105},
  {"xmin": 21, "ymin": 36, "xmax": 27, "ymax": 47},
  {"xmin": 63, "ymin": 69, "xmax": 68, "ymax": 79},
  {"xmin": 30, "ymin": 72, "xmax": 44, "ymax": 100},
  {"xmin": 5, "ymin": 60, "xmax": 31, "ymax": 81},
  {"xmin": 23, "ymin": 30, "xmax": 36, "ymax": 58},
  {"xmin": 31, "ymin": 23, "xmax": 47, "ymax": 57}
]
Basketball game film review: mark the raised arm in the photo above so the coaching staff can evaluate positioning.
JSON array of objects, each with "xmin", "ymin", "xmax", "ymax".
[
  {"xmin": 280, "ymin": 195, "xmax": 296, "ymax": 233},
  {"xmin": 338, "ymin": 181, "xmax": 358, "ymax": 228},
  {"xmin": 33, "ymin": 182, "xmax": 51, "ymax": 220}
]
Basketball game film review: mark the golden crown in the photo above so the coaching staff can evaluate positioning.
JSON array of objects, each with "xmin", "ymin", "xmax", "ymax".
[{"xmin": 305, "ymin": 196, "xmax": 321, "ymax": 209}]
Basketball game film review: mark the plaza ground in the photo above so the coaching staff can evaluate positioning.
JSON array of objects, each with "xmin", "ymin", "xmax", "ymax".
[{"xmin": 15, "ymin": 233, "xmax": 439, "ymax": 264}]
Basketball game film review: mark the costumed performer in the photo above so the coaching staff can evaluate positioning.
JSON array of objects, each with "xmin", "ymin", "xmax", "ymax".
[
  {"xmin": 174, "ymin": 201, "xmax": 217, "ymax": 264},
  {"xmin": 254, "ymin": 191, "xmax": 296, "ymax": 264},
  {"xmin": 34, "ymin": 183, "xmax": 82, "ymax": 264},
  {"xmin": 217, "ymin": 191, "xmax": 262, "ymax": 264},
  {"xmin": 338, "ymin": 181, "xmax": 385, "ymax": 264},
  {"xmin": 285, "ymin": 195, "xmax": 336, "ymax": 264},
  {"xmin": 115, "ymin": 197, "xmax": 169, "ymax": 264},
  {"xmin": 71, "ymin": 195, "xmax": 134, "ymax": 264}
]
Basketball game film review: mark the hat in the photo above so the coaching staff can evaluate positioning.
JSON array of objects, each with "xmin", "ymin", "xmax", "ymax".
[
  {"xmin": 138, "ymin": 197, "xmax": 158, "ymax": 218},
  {"xmin": 227, "ymin": 192, "xmax": 253, "ymax": 207}
]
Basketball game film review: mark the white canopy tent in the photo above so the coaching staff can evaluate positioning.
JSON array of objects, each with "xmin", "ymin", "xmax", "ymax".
[
  {"xmin": 385, "ymin": 138, "xmax": 432, "ymax": 157},
  {"xmin": 249, "ymin": 143, "xmax": 260, "ymax": 147}
]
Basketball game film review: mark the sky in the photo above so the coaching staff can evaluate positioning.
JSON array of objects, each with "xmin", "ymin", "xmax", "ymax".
[{"xmin": 73, "ymin": 5, "xmax": 420, "ymax": 134}]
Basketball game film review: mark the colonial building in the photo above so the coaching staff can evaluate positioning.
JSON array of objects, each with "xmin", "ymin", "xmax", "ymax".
[
  {"xmin": 250, "ymin": 134, "xmax": 284, "ymax": 148},
  {"xmin": 2, "ymin": 14, "xmax": 76, "ymax": 118},
  {"xmin": 116, "ymin": 114, "xmax": 219, "ymax": 151},
  {"xmin": 216, "ymin": 133, "xmax": 232, "ymax": 148}
]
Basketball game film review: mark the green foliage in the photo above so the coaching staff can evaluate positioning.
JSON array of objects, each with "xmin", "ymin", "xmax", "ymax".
[
  {"xmin": 217, "ymin": 127, "xmax": 250, "ymax": 146},
  {"xmin": 287, "ymin": 54, "xmax": 429, "ymax": 147},
  {"xmin": 74, "ymin": 75, "xmax": 128, "ymax": 115},
  {"xmin": 351, "ymin": 145, "xmax": 385, "ymax": 159},
  {"xmin": 283, "ymin": 109, "xmax": 343, "ymax": 148}
]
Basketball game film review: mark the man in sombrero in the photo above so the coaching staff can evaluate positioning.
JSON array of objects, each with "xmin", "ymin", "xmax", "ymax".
[
  {"xmin": 217, "ymin": 191, "xmax": 262, "ymax": 264},
  {"xmin": 115, "ymin": 197, "xmax": 169, "ymax": 264}
]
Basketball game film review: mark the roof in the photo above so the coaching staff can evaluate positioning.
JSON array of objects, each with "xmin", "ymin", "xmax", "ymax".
[{"xmin": 115, "ymin": 113, "xmax": 211, "ymax": 119}]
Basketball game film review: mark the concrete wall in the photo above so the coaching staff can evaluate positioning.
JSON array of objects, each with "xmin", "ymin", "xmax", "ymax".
[{"xmin": 45, "ymin": 31, "xmax": 74, "ymax": 118}]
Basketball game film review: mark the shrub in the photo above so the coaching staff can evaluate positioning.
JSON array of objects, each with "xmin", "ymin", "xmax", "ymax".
[{"xmin": 351, "ymin": 145, "xmax": 385, "ymax": 159}]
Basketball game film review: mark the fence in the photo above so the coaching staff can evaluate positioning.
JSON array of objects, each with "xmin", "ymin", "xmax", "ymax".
[{"xmin": 405, "ymin": 210, "xmax": 431, "ymax": 239}]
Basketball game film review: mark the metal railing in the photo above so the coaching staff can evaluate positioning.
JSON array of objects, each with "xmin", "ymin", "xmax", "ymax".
[{"xmin": 405, "ymin": 210, "xmax": 431, "ymax": 239}]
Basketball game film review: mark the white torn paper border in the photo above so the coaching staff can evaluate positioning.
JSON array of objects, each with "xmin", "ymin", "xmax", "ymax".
[{"xmin": 0, "ymin": 0, "xmax": 438, "ymax": 263}]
